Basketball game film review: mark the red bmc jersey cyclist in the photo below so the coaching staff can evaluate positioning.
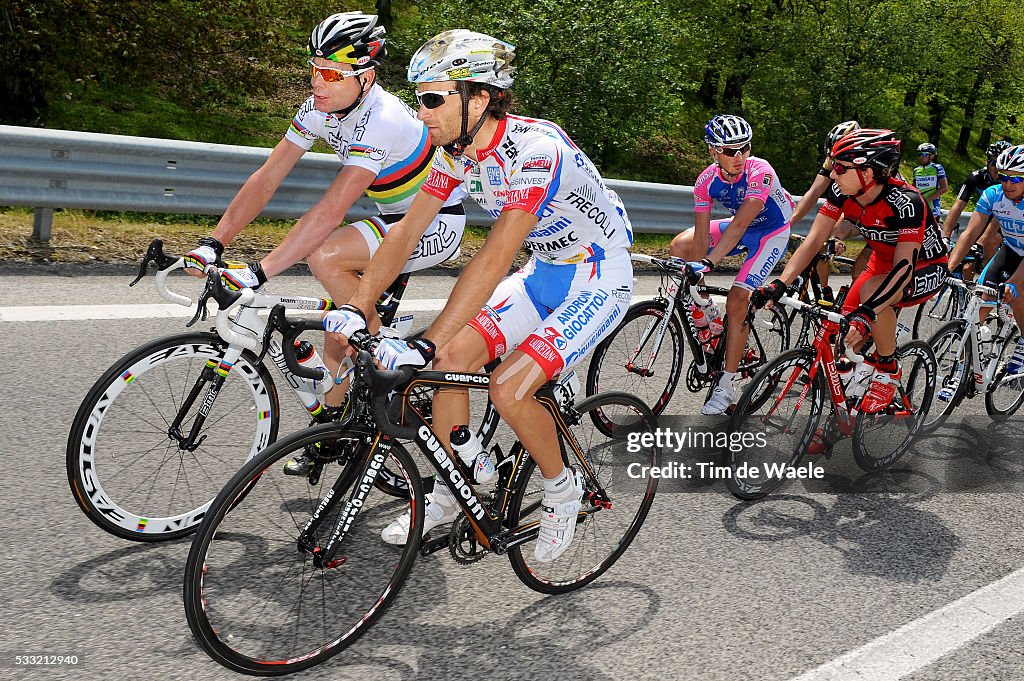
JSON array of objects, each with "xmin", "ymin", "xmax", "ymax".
[{"xmin": 820, "ymin": 175, "xmax": 947, "ymax": 313}]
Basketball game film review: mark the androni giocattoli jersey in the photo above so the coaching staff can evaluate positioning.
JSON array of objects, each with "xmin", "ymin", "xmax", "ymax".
[
  {"xmin": 974, "ymin": 184, "xmax": 1024, "ymax": 255},
  {"xmin": 285, "ymin": 85, "xmax": 461, "ymax": 214},
  {"xmin": 692, "ymin": 157, "xmax": 794, "ymax": 232},
  {"xmin": 421, "ymin": 115, "xmax": 633, "ymax": 264}
]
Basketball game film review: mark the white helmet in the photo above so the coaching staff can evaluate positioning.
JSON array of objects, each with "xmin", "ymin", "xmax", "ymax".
[
  {"xmin": 408, "ymin": 30, "xmax": 515, "ymax": 89},
  {"xmin": 996, "ymin": 144, "xmax": 1024, "ymax": 174}
]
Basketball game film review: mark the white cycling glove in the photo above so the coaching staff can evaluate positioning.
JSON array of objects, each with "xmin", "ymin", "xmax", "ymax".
[
  {"xmin": 183, "ymin": 237, "xmax": 224, "ymax": 272},
  {"xmin": 218, "ymin": 262, "xmax": 267, "ymax": 291},
  {"xmin": 375, "ymin": 337, "xmax": 436, "ymax": 370},
  {"xmin": 323, "ymin": 305, "xmax": 367, "ymax": 337}
]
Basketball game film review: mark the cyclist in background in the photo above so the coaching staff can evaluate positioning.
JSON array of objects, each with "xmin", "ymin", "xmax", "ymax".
[
  {"xmin": 943, "ymin": 140, "xmax": 1012, "ymax": 271},
  {"xmin": 669, "ymin": 114, "xmax": 794, "ymax": 415},
  {"xmin": 323, "ymin": 30, "xmax": 634, "ymax": 561},
  {"xmin": 946, "ymin": 144, "xmax": 1024, "ymax": 386},
  {"xmin": 913, "ymin": 142, "xmax": 948, "ymax": 219},
  {"xmin": 790, "ymin": 120, "xmax": 872, "ymax": 285},
  {"xmin": 179, "ymin": 13, "xmax": 467, "ymax": 450},
  {"xmin": 755, "ymin": 129, "xmax": 947, "ymax": 450}
]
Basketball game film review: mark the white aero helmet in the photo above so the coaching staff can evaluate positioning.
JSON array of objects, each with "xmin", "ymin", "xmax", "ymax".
[
  {"xmin": 408, "ymin": 30, "xmax": 516, "ymax": 89},
  {"xmin": 996, "ymin": 144, "xmax": 1024, "ymax": 174}
]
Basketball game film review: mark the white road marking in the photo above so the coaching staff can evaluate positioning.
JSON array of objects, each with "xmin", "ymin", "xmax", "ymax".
[
  {"xmin": 790, "ymin": 566, "xmax": 1024, "ymax": 680},
  {"xmin": 0, "ymin": 295, "xmax": 659, "ymax": 322}
]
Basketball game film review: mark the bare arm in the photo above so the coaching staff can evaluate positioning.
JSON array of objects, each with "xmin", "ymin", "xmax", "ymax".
[
  {"xmin": 691, "ymin": 212, "xmax": 711, "ymax": 260},
  {"xmin": 943, "ymin": 198, "xmax": 968, "ymax": 239},
  {"xmin": 348, "ymin": 190, "xmax": 446, "ymax": 332},
  {"xmin": 790, "ymin": 172, "xmax": 832, "ymax": 226},
  {"xmin": 425, "ymin": 209, "xmax": 539, "ymax": 348},
  {"xmin": 706, "ymin": 197, "xmax": 764, "ymax": 266},
  {"xmin": 948, "ymin": 210, "xmax": 990, "ymax": 270},
  {"xmin": 259, "ymin": 164, "xmax": 376, "ymax": 277},
  {"xmin": 935, "ymin": 176, "xmax": 949, "ymax": 200},
  {"xmin": 211, "ymin": 138, "xmax": 306, "ymax": 244},
  {"xmin": 779, "ymin": 211, "xmax": 840, "ymax": 284}
]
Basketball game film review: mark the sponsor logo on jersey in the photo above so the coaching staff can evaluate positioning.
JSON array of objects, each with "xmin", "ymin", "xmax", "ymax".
[
  {"xmin": 522, "ymin": 154, "xmax": 553, "ymax": 173},
  {"xmin": 487, "ymin": 166, "xmax": 503, "ymax": 186},
  {"xmin": 762, "ymin": 174, "xmax": 773, "ymax": 187},
  {"xmin": 565, "ymin": 189, "xmax": 615, "ymax": 238},
  {"xmin": 470, "ymin": 180, "xmax": 483, "ymax": 193},
  {"xmin": 529, "ymin": 217, "xmax": 573, "ymax": 238},
  {"xmin": 525, "ymin": 232, "xmax": 578, "ymax": 253},
  {"xmin": 542, "ymin": 326, "xmax": 567, "ymax": 350},
  {"xmin": 555, "ymin": 290, "xmax": 610, "ymax": 340}
]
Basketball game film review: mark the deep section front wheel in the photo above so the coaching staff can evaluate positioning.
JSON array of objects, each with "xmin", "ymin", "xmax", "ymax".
[{"xmin": 67, "ymin": 332, "xmax": 279, "ymax": 541}]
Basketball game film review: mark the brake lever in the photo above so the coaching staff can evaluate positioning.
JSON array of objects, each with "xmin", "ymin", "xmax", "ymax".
[
  {"xmin": 186, "ymin": 276, "xmax": 214, "ymax": 327},
  {"xmin": 129, "ymin": 238, "xmax": 178, "ymax": 287},
  {"xmin": 259, "ymin": 305, "xmax": 289, "ymax": 364}
]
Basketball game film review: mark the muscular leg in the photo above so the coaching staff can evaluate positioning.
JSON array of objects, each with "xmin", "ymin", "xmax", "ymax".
[
  {"xmin": 490, "ymin": 352, "xmax": 561, "ymax": 477},
  {"xmin": 430, "ymin": 327, "xmax": 492, "ymax": 451},
  {"xmin": 851, "ymin": 247, "xmax": 871, "ymax": 280},
  {"xmin": 308, "ymin": 225, "xmax": 372, "ymax": 407},
  {"xmin": 852, "ymin": 275, "xmax": 901, "ymax": 358},
  {"xmin": 669, "ymin": 229, "xmax": 700, "ymax": 260},
  {"xmin": 724, "ymin": 285, "xmax": 752, "ymax": 373}
]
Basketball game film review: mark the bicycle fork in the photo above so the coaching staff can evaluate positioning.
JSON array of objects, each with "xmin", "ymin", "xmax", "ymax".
[{"xmin": 168, "ymin": 345, "xmax": 247, "ymax": 451}]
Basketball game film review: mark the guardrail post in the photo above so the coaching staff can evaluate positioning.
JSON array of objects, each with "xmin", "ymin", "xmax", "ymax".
[{"xmin": 32, "ymin": 208, "xmax": 54, "ymax": 241}]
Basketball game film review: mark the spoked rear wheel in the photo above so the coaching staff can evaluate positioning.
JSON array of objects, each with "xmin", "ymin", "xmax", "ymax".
[
  {"xmin": 853, "ymin": 340, "xmax": 936, "ymax": 472},
  {"xmin": 184, "ymin": 423, "xmax": 423, "ymax": 676},
  {"xmin": 507, "ymin": 393, "xmax": 659, "ymax": 594},
  {"xmin": 727, "ymin": 348, "xmax": 826, "ymax": 500}
]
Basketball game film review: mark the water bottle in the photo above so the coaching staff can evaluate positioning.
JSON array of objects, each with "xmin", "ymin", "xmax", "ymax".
[
  {"xmin": 690, "ymin": 304, "xmax": 711, "ymax": 343},
  {"xmin": 978, "ymin": 325, "xmax": 992, "ymax": 343},
  {"xmin": 294, "ymin": 340, "xmax": 332, "ymax": 397},
  {"xmin": 449, "ymin": 425, "xmax": 495, "ymax": 484}
]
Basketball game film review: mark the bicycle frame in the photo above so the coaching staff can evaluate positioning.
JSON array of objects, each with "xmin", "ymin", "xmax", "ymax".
[
  {"xmin": 942, "ymin": 279, "xmax": 1017, "ymax": 393},
  {"xmin": 300, "ymin": 365, "xmax": 608, "ymax": 569}
]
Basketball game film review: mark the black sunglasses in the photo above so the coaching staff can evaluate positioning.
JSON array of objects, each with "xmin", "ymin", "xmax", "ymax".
[
  {"xmin": 416, "ymin": 89, "xmax": 459, "ymax": 109},
  {"xmin": 832, "ymin": 162, "xmax": 856, "ymax": 175}
]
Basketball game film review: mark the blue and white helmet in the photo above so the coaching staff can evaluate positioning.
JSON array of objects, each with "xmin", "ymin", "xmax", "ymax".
[
  {"xmin": 996, "ymin": 145, "xmax": 1024, "ymax": 174},
  {"xmin": 705, "ymin": 114, "xmax": 753, "ymax": 147},
  {"xmin": 408, "ymin": 30, "xmax": 516, "ymax": 89}
]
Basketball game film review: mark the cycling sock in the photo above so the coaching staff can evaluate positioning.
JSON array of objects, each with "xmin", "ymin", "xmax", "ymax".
[
  {"xmin": 873, "ymin": 352, "xmax": 898, "ymax": 374},
  {"xmin": 720, "ymin": 371, "xmax": 737, "ymax": 390},
  {"xmin": 543, "ymin": 467, "xmax": 573, "ymax": 497}
]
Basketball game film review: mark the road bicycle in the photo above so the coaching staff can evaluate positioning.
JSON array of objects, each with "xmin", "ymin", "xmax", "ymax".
[
  {"xmin": 183, "ymin": 327, "xmax": 659, "ymax": 676},
  {"xmin": 585, "ymin": 253, "xmax": 789, "ymax": 418},
  {"xmin": 727, "ymin": 291, "xmax": 937, "ymax": 500},
  {"xmin": 66, "ymin": 239, "xmax": 498, "ymax": 542},
  {"xmin": 923, "ymin": 277, "xmax": 1024, "ymax": 431}
]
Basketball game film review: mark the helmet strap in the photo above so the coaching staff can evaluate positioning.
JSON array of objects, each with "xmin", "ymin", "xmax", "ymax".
[
  {"xmin": 444, "ymin": 87, "xmax": 490, "ymax": 158},
  {"xmin": 329, "ymin": 71, "xmax": 373, "ymax": 119},
  {"xmin": 850, "ymin": 167, "xmax": 879, "ymax": 199}
]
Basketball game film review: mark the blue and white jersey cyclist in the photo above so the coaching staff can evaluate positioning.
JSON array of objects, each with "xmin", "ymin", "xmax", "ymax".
[
  {"xmin": 948, "ymin": 143, "xmax": 1024, "ymax": 382},
  {"xmin": 322, "ymin": 29, "xmax": 633, "ymax": 563},
  {"xmin": 180, "ymin": 13, "xmax": 467, "ymax": 466},
  {"xmin": 669, "ymin": 114, "xmax": 794, "ymax": 415}
]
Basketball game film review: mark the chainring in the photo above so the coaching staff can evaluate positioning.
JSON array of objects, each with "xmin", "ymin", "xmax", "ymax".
[{"xmin": 448, "ymin": 515, "xmax": 488, "ymax": 565}]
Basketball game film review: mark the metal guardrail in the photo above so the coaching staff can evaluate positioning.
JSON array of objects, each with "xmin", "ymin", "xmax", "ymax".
[{"xmin": 0, "ymin": 125, "xmax": 967, "ymax": 242}]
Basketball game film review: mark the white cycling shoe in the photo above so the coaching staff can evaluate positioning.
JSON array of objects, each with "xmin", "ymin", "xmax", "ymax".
[
  {"xmin": 701, "ymin": 384, "xmax": 736, "ymax": 416},
  {"xmin": 534, "ymin": 469, "xmax": 585, "ymax": 563},
  {"xmin": 381, "ymin": 482, "xmax": 459, "ymax": 546}
]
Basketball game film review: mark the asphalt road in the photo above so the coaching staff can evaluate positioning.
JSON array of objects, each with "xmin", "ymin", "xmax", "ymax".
[{"xmin": 3, "ymin": 270, "xmax": 1024, "ymax": 680}]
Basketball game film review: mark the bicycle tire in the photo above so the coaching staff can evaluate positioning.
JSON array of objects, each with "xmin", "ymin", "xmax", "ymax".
[
  {"xmin": 922, "ymin": 321, "xmax": 971, "ymax": 433},
  {"xmin": 67, "ymin": 331, "xmax": 280, "ymax": 542},
  {"xmin": 507, "ymin": 392, "xmax": 658, "ymax": 594},
  {"xmin": 853, "ymin": 340, "xmax": 936, "ymax": 472},
  {"xmin": 986, "ymin": 326, "xmax": 1024, "ymax": 420},
  {"xmin": 586, "ymin": 300, "xmax": 683, "ymax": 421},
  {"xmin": 726, "ymin": 348, "xmax": 825, "ymax": 500},
  {"xmin": 184, "ymin": 422, "xmax": 424, "ymax": 676}
]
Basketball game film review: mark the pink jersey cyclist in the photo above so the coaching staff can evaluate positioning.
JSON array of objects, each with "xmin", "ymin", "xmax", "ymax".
[{"xmin": 692, "ymin": 156, "xmax": 794, "ymax": 290}]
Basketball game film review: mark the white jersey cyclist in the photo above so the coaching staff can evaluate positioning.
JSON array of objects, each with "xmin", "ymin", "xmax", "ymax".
[
  {"xmin": 973, "ymin": 183, "xmax": 1024, "ymax": 256},
  {"xmin": 287, "ymin": 85, "xmax": 467, "ymax": 271},
  {"xmin": 419, "ymin": 114, "xmax": 634, "ymax": 376}
]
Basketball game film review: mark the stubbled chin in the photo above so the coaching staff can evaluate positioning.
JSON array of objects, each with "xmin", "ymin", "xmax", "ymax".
[{"xmin": 313, "ymin": 97, "xmax": 334, "ymax": 112}]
